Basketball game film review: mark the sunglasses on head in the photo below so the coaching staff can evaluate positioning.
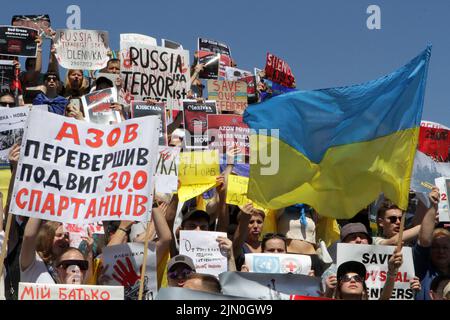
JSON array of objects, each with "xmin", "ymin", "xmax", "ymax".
[
  {"xmin": 57, "ymin": 259, "xmax": 88, "ymax": 271},
  {"xmin": 168, "ymin": 268, "xmax": 193, "ymax": 279},
  {"xmin": 386, "ymin": 216, "xmax": 402, "ymax": 223},
  {"xmin": 340, "ymin": 274, "xmax": 363, "ymax": 283}
]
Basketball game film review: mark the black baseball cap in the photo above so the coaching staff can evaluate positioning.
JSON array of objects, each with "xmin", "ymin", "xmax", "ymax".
[
  {"xmin": 182, "ymin": 209, "xmax": 210, "ymax": 224},
  {"xmin": 337, "ymin": 261, "xmax": 367, "ymax": 280}
]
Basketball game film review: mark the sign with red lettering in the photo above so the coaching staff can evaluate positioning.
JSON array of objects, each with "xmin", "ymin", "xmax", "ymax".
[
  {"xmin": 10, "ymin": 108, "xmax": 159, "ymax": 224},
  {"xmin": 265, "ymin": 53, "xmax": 295, "ymax": 88},
  {"xmin": 18, "ymin": 283, "xmax": 124, "ymax": 300},
  {"xmin": 207, "ymin": 114, "xmax": 249, "ymax": 162},
  {"xmin": 54, "ymin": 29, "xmax": 110, "ymax": 70},
  {"xmin": 207, "ymin": 80, "xmax": 247, "ymax": 113},
  {"xmin": 337, "ymin": 243, "xmax": 415, "ymax": 300},
  {"xmin": 224, "ymin": 66, "xmax": 257, "ymax": 103},
  {"xmin": 102, "ymin": 242, "xmax": 157, "ymax": 300},
  {"xmin": 418, "ymin": 121, "xmax": 450, "ymax": 163},
  {"xmin": 82, "ymin": 87, "xmax": 120, "ymax": 125}
]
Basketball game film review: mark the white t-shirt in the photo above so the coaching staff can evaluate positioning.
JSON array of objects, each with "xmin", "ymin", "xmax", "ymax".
[
  {"xmin": 20, "ymin": 253, "xmax": 55, "ymax": 284},
  {"xmin": 0, "ymin": 231, "xmax": 5, "ymax": 300}
]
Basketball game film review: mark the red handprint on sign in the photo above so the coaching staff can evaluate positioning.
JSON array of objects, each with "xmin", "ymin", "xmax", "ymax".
[{"xmin": 112, "ymin": 257, "xmax": 140, "ymax": 287}]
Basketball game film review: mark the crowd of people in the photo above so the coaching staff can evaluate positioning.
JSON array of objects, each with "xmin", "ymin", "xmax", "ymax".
[{"xmin": 0, "ymin": 21, "xmax": 449, "ymax": 302}]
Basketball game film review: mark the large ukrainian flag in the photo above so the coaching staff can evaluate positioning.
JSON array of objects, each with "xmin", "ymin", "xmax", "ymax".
[{"xmin": 244, "ymin": 47, "xmax": 431, "ymax": 219}]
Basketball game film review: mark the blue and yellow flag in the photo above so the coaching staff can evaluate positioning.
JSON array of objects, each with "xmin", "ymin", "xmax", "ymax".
[{"xmin": 244, "ymin": 46, "xmax": 431, "ymax": 219}]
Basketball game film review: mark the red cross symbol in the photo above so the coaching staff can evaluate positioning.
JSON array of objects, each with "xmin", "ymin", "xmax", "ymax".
[{"xmin": 285, "ymin": 261, "xmax": 297, "ymax": 272}]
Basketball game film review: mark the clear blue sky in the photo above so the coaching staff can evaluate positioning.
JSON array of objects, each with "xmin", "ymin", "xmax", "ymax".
[{"xmin": 1, "ymin": 0, "xmax": 449, "ymax": 126}]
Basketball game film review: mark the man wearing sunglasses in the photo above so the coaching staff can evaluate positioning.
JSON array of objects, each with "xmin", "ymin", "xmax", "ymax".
[
  {"xmin": 166, "ymin": 254, "xmax": 196, "ymax": 288},
  {"xmin": 33, "ymin": 72, "xmax": 68, "ymax": 115},
  {"xmin": 54, "ymin": 247, "xmax": 89, "ymax": 285}
]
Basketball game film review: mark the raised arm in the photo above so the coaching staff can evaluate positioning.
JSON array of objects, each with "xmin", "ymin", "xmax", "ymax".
[
  {"xmin": 417, "ymin": 187, "xmax": 439, "ymax": 247},
  {"xmin": 232, "ymin": 203, "xmax": 253, "ymax": 259},
  {"xmin": 20, "ymin": 217, "xmax": 43, "ymax": 271},
  {"xmin": 106, "ymin": 221, "xmax": 133, "ymax": 247},
  {"xmin": 378, "ymin": 225, "xmax": 421, "ymax": 246},
  {"xmin": 34, "ymin": 36, "xmax": 43, "ymax": 73},
  {"xmin": 153, "ymin": 202, "xmax": 172, "ymax": 266},
  {"xmin": 379, "ymin": 247, "xmax": 403, "ymax": 300}
]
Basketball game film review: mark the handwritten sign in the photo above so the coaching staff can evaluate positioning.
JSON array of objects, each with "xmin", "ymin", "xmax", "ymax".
[
  {"xmin": 155, "ymin": 146, "xmax": 180, "ymax": 194},
  {"xmin": 102, "ymin": 242, "xmax": 157, "ymax": 300},
  {"xmin": 10, "ymin": 108, "xmax": 159, "ymax": 224},
  {"xmin": 337, "ymin": 243, "xmax": 415, "ymax": 300},
  {"xmin": 179, "ymin": 230, "xmax": 228, "ymax": 277},
  {"xmin": 19, "ymin": 283, "xmax": 124, "ymax": 300},
  {"xmin": 207, "ymin": 80, "xmax": 247, "ymax": 113},
  {"xmin": 54, "ymin": 29, "xmax": 110, "ymax": 70},
  {"xmin": 225, "ymin": 175, "xmax": 264, "ymax": 211},
  {"xmin": 244, "ymin": 253, "xmax": 311, "ymax": 275}
]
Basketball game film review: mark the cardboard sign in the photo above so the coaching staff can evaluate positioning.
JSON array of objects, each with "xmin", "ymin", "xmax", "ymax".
[
  {"xmin": 225, "ymin": 175, "xmax": 264, "ymax": 211},
  {"xmin": 198, "ymin": 50, "xmax": 220, "ymax": 79},
  {"xmin": 207, "ymin": 80, "xmax": 247, "ymax": 113},
  {"xmin": 54, "ymin": 29, "xmax": 110, "ymax": 70},
  {"xmin": 337, "ymin": 243, "xmax": 415, "ymax": 300},
  {"xmin": 0, "ymin": 106, "xmax": 29, "ymax": 164},
  {"xmin": 0, "ymin": 26, "xmax": 38, "ymax": 57},
  {"xmin": 81, "ymin": 87, "xmax": 121, "ymax": 124},
  {"xmin": 179, "ymin": 230, "xmax": 228, "ymax": 277},
  {"xmin": 198, "ymin": 38, "xmax": 231, "ymax": 57},
  {"xmin": 245, "ymin": 253, "xmax": 312, "ymax": 275},
  {"xmin": 265, "ymin": 53, "xmax": 295, "ymax": 88},
  {"xmin": 220, "ymin": 272, "xmax": 322, "ymax": 300},
  {"xmin": 11, "ymin": 15, "xmax": 51, "ymax": 38},
  {"xmin": 120, "ymin": 40, "xmax": 190, "ymax": 110},
  {"xmin": 155, "ymin": 146, "xmax": 180, "ymax": 194},
  {"xmin": 131, "ymin": 101, "xmax": 167, "ymax": 145},
  {"xmin": 418, "ymin": 121, "xmax": 450, "ymax": 163},
  {"xmin": 102, "ymin": 242, "xmax": 157, "ymax": 300},
  {"xmin": 411, "ymin": 150, "xmax": 450, "ymax": 193},
  {"xmin": 10, "ymin": 108, "xmax": 159, "ymax": 224},
  {"xmin": 207, "ymin": 114, "xmax": 250, "ymax": 161},
  {"xmin": 18, "ymin": 283, "xmax": 124, "ymax": 300},
  {"xmin": 183, "ymin": 100, "xmax": 217, "ymax": 148},
  {"xmin": 0, "ymin": 60, "xmax": 15, "ymax": 92},
  {"xmin": 435, "ymin": 177, "xmax": 450, "ymax": 222}
]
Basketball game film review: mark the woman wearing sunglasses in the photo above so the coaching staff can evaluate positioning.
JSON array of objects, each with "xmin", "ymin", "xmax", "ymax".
[
  {"xmin": 54, "ymin": 247, "xmax": 90, "ymax": 284},
  {"xmin": 325, "ymin": 247, "xmax": 403, "ymax": 300}
]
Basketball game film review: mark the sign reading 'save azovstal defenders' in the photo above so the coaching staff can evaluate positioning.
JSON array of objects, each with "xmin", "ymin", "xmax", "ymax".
[
  {"xmin": 54, "ymin": 29, "xmax": 110, "ymax": 70},
  {"xmin": 120, "ymin": 40, "xmax": 190, "ymax": 110},
  {"xmin": 10, "ymin": 108, "xmax": 159, "ymax": 224},
  {"xmin": 337, "ymin": 243, "xmax": 415, "ymax": 300}
]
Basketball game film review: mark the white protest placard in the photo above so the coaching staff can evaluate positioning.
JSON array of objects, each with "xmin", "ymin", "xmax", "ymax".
[
  {"xmin": 54, "ymin": 29, "xmax": 109, "ymax": 70},
  {"xmin": 101, "ymin": 242, "xmax": 157, "ymax": 300},
  {"xmin": 120, "ymin": 40, "xmax": 190, "ymax": 110},
  {"xmin": 337, "ymin": 243, "xmax": 415, "ymax": 300},
  {"xmin": 244, "ymin": 253, "xmax": 311, "ymax": 275},
  {"xmin": 10, "ymin": 108, "xmax": 159, "ymax": 224},
  {"xmin": 155, "ymin": 146, "xmax": 180, "ymax": 194},
  {"xmin": 18, "ymin": 282, "xmax": 124, "ymax": 300},
  {"xmin": 120, "ymin": 33, "xmax": 157, "ymax": 47},
  {"xmin": 179, "ymin": 230, "xmax": 228, "ymax": 277},
  {"xmin": 0, "ymin": 106, "xmax": 29, "ymax": 164},
  {"xmin": 435, "ymin": 177, "xmax": 450, "ymax": 222}
]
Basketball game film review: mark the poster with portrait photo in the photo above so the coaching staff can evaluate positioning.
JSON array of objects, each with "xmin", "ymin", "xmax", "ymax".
[{"xmin": 0, "ymin": 106, "xmax": 29, "ymax": 165}]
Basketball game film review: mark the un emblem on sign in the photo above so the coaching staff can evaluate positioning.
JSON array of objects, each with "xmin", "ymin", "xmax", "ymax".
[{"xmin": 253, "ymin": 256, "xmax": 279, "ymax": 273}]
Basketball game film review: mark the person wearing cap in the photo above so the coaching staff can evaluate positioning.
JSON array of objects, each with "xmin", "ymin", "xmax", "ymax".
[
  {"xmin": 328, "ymin": 247, "xmax": 402, "ymax": 300},
  {"xmin": 33, "ymin": 71, "xmax": 68, "ymax": 115},
  {"xmin": 167, "ymin": 254, "xmax": 196, "ymax": 288}
]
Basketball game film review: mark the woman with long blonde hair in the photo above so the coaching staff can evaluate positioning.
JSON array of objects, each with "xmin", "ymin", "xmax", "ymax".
[{"xmin": 63, "ymin": 69, "xmax": 90, "ymax": 98}]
